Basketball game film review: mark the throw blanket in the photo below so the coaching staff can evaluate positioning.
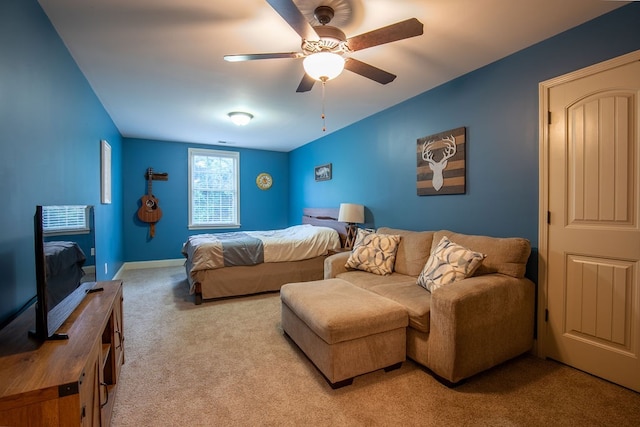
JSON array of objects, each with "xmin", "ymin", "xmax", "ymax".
[
  {"xmin": 182, "ymin": 224, "xmax": 341, "ymax": 287},
  {"xmin": 184, "ymin": 232, "xmax": 264, "ymax": 268}
]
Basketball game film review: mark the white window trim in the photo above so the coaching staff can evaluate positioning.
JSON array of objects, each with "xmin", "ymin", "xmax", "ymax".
[
  {"xmin": 42, "ymin": 205, "xmax": 91, "ymax": 236},
  {"xmin": 188, "ymin": 147, "xmax": 240, "ymax": 230}
]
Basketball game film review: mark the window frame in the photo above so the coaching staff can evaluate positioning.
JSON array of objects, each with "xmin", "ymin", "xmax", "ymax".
[{"xmin": 188, "ymin": 147, "xmax": 240, "ymax": 230}]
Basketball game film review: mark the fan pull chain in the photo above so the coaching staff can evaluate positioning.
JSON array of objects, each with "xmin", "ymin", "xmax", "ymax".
[{"xmin": 321, "ymin": 80, "xmax": 327, "ymax": 132}]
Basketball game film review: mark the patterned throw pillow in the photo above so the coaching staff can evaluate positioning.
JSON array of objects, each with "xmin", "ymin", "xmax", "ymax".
[
  {"xmin": 417, "ymin": 236, "xmax": 486, "ymax": 292},
  {"xmin": 345, "ymin": 229, "xmax": 401, "ymax": 276}
]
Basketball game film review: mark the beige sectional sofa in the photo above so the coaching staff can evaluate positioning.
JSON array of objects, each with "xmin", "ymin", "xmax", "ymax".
[{"xmin": 322, "ymin": 227, "xmax": 536, "ymax": 385}]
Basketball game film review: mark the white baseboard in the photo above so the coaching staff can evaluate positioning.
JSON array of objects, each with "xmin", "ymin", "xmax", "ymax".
[
  {"xmin": 113, "ymin": 265, "xmax": 125, "ymax": 280},
  {"xmin": 113, "ymin": 259, "xmax": 185, "ymax": 280}
]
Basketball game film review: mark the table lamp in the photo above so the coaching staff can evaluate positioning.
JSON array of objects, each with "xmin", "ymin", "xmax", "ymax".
[{"xmin": 338, "ymin": 203, "xmax": 364, "ymax": 249}]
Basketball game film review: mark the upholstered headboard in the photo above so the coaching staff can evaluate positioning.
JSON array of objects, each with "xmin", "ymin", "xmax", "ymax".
[{"xmin": 302, "ymin": 208, "xmax": 347, "ymax": 248}]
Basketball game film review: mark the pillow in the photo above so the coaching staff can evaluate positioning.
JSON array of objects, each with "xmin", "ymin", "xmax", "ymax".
[
  {"xmin": 417, "ymin": 236, "xmax": 486, "ymax": 292},
  {"xmin": 433, "ymin": 230, "xmax": 531, "ymax": 278},
  {"xmin": 344, "ymin": 229, "xmax": 401, "ymax": 276}
]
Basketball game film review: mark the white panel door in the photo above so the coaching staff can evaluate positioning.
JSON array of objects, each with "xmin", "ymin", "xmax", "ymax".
[{"xmin": 544, "ymin": 56, "xmax": 640, "ymax": 392}]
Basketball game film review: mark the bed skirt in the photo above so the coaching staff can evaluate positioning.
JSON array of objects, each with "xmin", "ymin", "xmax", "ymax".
[{"xmin": 190, "ymin": 255, "xmax": 327, "ymax": 304}]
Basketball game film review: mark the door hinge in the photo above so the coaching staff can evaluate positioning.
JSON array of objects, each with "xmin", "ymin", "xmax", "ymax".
[
  {"xmin": 548, "ymin": 111, "xmax": 552, "ymax": 124},
  {"xmin": 545, "ymin": 309, "xmax": 549, "ymax": 322},
  {"xmin": 547, "ymin": 211, "xmax": 551, "ymax": 224}
]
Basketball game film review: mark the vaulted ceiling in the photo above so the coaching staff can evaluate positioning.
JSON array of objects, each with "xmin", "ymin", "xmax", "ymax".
[{"xmin": 37, "ymin": 0, "xmax": 627, "ymax": 151}]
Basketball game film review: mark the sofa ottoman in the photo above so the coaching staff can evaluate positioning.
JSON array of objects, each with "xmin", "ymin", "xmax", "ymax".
[{"xmin": 280, "ymin": 278, "xmax": 408, "ymax": 388}]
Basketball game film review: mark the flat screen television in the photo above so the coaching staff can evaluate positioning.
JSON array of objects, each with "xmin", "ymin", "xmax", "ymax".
[{"xmin": 31, "ymin": 205, "xmax": 98, "ymax": 340}]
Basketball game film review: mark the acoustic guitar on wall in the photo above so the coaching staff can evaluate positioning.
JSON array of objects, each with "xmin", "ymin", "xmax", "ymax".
[{"xmin": 137, "ymin": 167, "xmax": 163, "ymax": 237}]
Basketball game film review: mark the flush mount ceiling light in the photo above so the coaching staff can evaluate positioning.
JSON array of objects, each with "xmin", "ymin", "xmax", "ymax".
[
  {"xmin": 227, "ymin": 111, "xmax": 253, "ymax": 126},
  {"xmin": 302, "ymin": 51, "xmax": 345, "ymax": 82}
]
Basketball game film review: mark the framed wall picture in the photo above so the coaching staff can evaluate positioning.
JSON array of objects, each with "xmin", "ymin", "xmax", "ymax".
[
  {"xmin": 101, "ymin": 140, "xmax": 112, "ymax": 204},
  {"xmin": 314, "ymin": 163, "xmax": 332, "ymax": 181},
  {"xmin": 417, "ymin": 127, "xmax": 466, "ymax": 196}
]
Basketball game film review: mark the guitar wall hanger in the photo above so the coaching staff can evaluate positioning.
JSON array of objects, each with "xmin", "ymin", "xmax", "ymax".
[
  {"xmin": 137, "ymin": 167, "xmax": 166, "ymax": 238},
  {"xmin": 144, "ymin": 170, "xmax": 169, "ymax": 181}
]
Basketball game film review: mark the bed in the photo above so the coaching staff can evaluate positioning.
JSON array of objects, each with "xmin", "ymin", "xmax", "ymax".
[
  {"xmin": 182, "ymin": 208, "xmax": 346, "ymax": 304},
  {"xmin": 44, "ymin": 241, "xmax": 87, "ymax": 309}
]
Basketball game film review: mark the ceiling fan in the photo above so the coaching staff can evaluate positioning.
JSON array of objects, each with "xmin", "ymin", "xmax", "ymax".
[{"xmin": 224, "ymin": 0, "xmax": 424, "ymax": 92}]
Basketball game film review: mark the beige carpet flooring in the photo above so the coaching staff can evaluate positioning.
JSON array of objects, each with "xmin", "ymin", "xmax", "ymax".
[{"xmin": 111, "ymin": 266, "xmax": 640, "ymax": 426}]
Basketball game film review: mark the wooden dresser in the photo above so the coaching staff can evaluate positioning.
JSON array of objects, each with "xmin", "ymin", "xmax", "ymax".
[{"xmin": 0, "ymin": 280, "xmax": 124, "ymax": 426}]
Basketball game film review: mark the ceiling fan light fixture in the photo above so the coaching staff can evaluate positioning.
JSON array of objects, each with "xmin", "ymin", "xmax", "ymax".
[
  {"xmin": 303, "ymin": 52, "xmax": 345, "ymax": 82},
  {"xmin": 227, "ymin": 111, "xmax": 253, "ymax": 126}
]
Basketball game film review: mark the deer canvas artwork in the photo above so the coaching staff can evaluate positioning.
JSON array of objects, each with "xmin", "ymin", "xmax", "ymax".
[{"xmin": 416, "ymin": 127, "xmax": 466, "ymax": 195}]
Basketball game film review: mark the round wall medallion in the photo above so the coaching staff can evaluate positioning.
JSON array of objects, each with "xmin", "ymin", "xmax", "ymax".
[{"xmin": 256, "ymin": 173, "xmax": 273, "ymax": 190}]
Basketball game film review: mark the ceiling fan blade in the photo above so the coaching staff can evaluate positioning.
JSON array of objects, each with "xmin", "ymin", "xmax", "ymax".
[
  {"xmin": 344, "ymin": 58, "xmax": 396, "ymax": 85},
  {"xmin": 224, "ymin": 52, "xmax": 304, "ymax": 62},
  {"xmin": 266, "ymin": 0, "xmax": 320, "ymax": 41},
  {"xmin": 296, "ymin": 73, "xmax": 316, "ymax": 93},
  {"xmin": 347, "ymin": 18, "xmax": 424, "ymax": 52}
]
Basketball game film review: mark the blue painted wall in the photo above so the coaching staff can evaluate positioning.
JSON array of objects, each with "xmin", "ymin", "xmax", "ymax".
[
  {"xmin": 289, "ymin": 3, "xmax": 640, "ymax": 270},
  {"xmin": 121, "ymin": 138, "xmax": 289, "ymax": 261},
  {"xmin": 0, "ymin": 0, "xmax": 124, "ymax": 326}
]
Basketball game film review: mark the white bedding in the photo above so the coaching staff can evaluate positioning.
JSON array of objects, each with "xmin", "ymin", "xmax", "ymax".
[{"xmin": 253, "ymin": 224, "xmax": 340, "ymax": 262}]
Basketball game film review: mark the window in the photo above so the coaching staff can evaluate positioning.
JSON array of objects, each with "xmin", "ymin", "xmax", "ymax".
[
  {"xmin": 42, "ymin": 205, "xmax": 90, "ymax": 236},
  {"xmin": 188, "ymin": 148, "xmax": 240, "ymax": 229}
]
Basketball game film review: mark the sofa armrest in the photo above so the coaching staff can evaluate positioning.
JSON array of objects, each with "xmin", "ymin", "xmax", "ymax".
[
  {"xmin": 427, "ymin": 274, "xmax": 535, "ymax": 383},
  {"xmin": 324, "ymin": 252, "xmax": 351, "ymax": 279}
]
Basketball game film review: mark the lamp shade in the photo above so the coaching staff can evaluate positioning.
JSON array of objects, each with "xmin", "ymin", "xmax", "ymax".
[
  {"xmin": 338, "ymin": 203, "xmax": 364, "ymax": 224},
  {"xmin": 303, "ymin": 52, "xmax": 345, "ymax": 81}
]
